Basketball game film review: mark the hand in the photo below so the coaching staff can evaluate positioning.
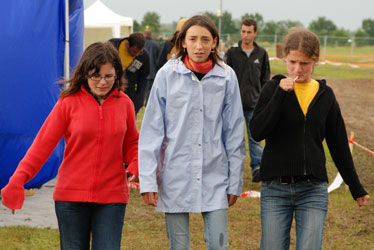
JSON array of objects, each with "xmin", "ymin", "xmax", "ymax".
[
  {"xmin": 127, "ymin": 174, "xmax": 138, "ymax": 183},
  {"xmin": 1, "ymin": 182, "xmax": 25, "ymax": 211},
  {"xmin": 142, "ymin": 192, "xmax": 158, "ymax": 207},
  {"xmin": 357, "ymin": 195, "xmax": 370, "ymax": 208},
  {"xmin": 227, "ymin": 194, "xmax": 238, "ymax": 207},
  {"xmin": 279, "ymin": 75, "xmax": 299, "ymax": 92}
]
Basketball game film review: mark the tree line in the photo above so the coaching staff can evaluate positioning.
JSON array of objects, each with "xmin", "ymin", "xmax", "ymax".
[{"xmin": 133, "ymin": 11, "xmax": 374, "ymax": 46}]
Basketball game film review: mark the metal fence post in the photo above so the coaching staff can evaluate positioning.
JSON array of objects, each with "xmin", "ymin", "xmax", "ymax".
[
  {"xmin": 323, "ymin": 35, "xmax": 327, "ymax": 58},
  {"xmin": 350, "ymin": 37, "xmax": 355, "ymax": 59}
]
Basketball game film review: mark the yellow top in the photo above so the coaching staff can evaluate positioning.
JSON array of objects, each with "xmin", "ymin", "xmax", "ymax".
[
  {"xmin": 119, "ymin": 40, "xmax": 135, "ymax": 70},
  {"xmin": 294, "ymin": 79, "xmax": 319, "ymax": 115}
]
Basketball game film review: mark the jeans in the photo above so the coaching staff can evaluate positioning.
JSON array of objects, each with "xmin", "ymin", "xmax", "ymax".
[
  {"xmin": 260, "ymin": 179, "xmax": 328, "ymax": 250},
  {"xmin": 165, "ymin": 209, "xmax": 228, "ymax": 250},
  {"xmin": 55, "ymin": 201, "xmax": 126, "ymax": 250},
  {"xmin": 243, "ymin": 110, "xmax": 263, "ymax": 173}
]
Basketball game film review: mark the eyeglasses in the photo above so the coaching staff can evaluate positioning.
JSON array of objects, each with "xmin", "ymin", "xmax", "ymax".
[{"xmin": 88, "ymin": 75, "xmax": 116, "ymax": 82}]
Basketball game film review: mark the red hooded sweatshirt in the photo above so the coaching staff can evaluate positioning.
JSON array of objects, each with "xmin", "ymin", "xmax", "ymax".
[{"xmin": 1, "ymin": 86, "xmax": 139, "ymax": 209}]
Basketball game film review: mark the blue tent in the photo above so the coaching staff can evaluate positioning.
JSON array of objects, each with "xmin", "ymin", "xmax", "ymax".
[{"xmin": 0, "ymin": 0, "xmax": 84, "ymax": 189}]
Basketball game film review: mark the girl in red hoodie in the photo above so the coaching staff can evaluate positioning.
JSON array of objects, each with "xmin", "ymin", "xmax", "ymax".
[{"xmin": 1, "ymin": 42, "xmax": 139, "ymax": 250}]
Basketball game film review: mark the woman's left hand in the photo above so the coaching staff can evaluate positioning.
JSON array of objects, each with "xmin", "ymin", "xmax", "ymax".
[
  {"xmin": 357, "ymin": 194, "xmax": 370, "ymax": 208},
  {"xmin": 127, "ymin": 174, "xmax": 138, "ymax": 183},
  {"xmin": 227, "ymin": 194, "xmax": 238, "ymax": 207}
]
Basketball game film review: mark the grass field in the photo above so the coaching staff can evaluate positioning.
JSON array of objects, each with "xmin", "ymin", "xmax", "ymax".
[
  {"xmin": 0, "ymin": 61, "xmax": 373, "ymax": 249},
  {"xmin": 260, "ymin": 42, "xmax": 374, "ymax": 64},
  {"xmin": 270, "ymin": 60, "xmax": 374, "ymax": 79}
]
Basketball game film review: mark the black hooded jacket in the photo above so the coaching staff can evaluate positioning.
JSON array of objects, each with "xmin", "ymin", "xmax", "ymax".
[{"xmin": 250, "ymin": 75, "xmax": 368, "ymax": 200}]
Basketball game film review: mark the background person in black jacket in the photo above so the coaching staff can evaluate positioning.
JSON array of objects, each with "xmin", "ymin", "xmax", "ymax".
[
  {"xmin": 143, "ymin": 29, "xmax": 160, "ymax": 105},
  {"xmin": 226, "ymin": 18, "xmax": 270, "ymax": 182},
  {"xmin": 250, "ymin": 27, "xmax": 370, "ymax": 250},
  {"xmin": 109, "ymin": 33, "xmax": 150, "ymax": 115}
]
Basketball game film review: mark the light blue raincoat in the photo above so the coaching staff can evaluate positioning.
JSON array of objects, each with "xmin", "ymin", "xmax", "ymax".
[{"xmin": 139, "ymin": 58, "xmax": 246, "ymax": 213}]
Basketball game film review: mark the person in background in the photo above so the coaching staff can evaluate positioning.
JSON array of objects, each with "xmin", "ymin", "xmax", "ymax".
[
  {"xmin": 143, "ymin": 29, "xmax": 160, "ymax": 105},
  {"xmin": 139, "ymin": 15, "xmax": 246, "ymax": 250},
  {"xmin": 1, "ymin": 42, "xmax": 139, "ymax": 250},
  {"xmin": 155, "ymin": 17, "xmax": 188, "ymax": 72},
  {"xmin": 225, "ymin": 18, "xmax": 270, "ymax": 183},
  {"xmin": 110, "ymin": 32, "xmax": 150, "ymax": 115},
  {"xmin": 250, "ymin": 27, "xmax": 370, "ymax": 250},
  {"xmin": 223, "ymin": 35, "xmax": 233, "ymax": 52}
]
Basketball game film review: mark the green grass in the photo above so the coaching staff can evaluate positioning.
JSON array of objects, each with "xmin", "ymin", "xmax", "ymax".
[
  {"xmin": 1, "ymin": 148, "xmax": 372, "ymax": 249},
  {"xmin": 0, "ymin": 226, "xmax": 59, "ymax": 250},
  {"xmin": 1, "ymin": 66, "xmax": 373, "ymax": 249},
  {"xmin": 258, "ymin": 42, "xmax": 374, "ymax": 64},
  {"xmin": 322, "ymin": 45, "xmax": 374, "ymax": 57}
]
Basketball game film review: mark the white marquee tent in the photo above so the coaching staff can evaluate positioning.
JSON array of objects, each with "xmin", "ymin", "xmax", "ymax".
[{"xmin": 84, "ymin": 0, "xmax": 133, "ymax": 46}]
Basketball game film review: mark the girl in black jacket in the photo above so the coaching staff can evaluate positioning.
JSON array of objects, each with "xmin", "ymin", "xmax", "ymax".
[{"xmin": 250, "ymin": 27, "xmax": 370, "ymax": 250}]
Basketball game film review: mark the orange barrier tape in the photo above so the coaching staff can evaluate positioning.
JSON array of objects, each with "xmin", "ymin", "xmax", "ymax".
[
  {"xmin": 323, "ymin": 54, "xmax": 374, "ymax": 59},
  {"xmin": 321, "ymin": 59, "xmax": 374, "ymax": 67},
  {"xmin": 348, "ymin": 138, "xmax": 374, "ymax": 156}
]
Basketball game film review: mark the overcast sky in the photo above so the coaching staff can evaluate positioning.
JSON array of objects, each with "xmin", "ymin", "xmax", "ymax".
[{"xmin": 84, "ymin": 0, "xmax": 373, "ymax": 31}]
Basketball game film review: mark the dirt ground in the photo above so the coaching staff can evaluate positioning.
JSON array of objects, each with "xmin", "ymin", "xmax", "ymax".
[
  {"xmin": 327, "ymin": 78, "xmax": 374, "ymax": 147},
  {"xmin": 326, "ymin": 78, "xmax": 374, "ymax": 191}
]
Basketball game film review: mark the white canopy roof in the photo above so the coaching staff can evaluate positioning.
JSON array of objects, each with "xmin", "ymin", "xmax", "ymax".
[{"xmin": 84, "ymin": 0, "xmax": 133, "ymax": 37}]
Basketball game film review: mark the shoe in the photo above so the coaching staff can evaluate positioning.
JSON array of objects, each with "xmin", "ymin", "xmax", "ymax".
[{"xmin": 252, "ymin": 168, "xmax": 260, "ymax": 183}]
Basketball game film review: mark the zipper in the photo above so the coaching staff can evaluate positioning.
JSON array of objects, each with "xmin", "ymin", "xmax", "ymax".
[
  {"xmin": 99, "ymin": 106, "xmax": 103, "ymax": 119},
  {"xmin": 302, "ymin": 81, "xmax": 325, "ymax": 175},
  {"xmin": 303, "ymin": 115, "xmax": 307, "ymax": 175},
  {"xmin": 91, "ymin": 103, "xmax": 105, "ymax": 201}
]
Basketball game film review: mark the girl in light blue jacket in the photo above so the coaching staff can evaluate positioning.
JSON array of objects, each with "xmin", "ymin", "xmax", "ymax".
[{"xmin": 139, "ymin": 15, "xmax": 246, "ymax": 250}]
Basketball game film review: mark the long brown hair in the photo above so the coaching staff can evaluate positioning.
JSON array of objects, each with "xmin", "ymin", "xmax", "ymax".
[
  {"xmin": 175, "ymin": 15, "xmax": 222, "ymax": 65},
  {"xmin": 59, "ymin": 42, "xmax": 124, "ymax": 98},
  {"xmin": 282, "ymin": 27, "xmax": 320, "ymax": 61}
]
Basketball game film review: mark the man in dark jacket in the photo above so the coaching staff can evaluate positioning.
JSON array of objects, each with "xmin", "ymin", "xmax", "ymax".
[
  {"xmin": 143, "ymin": 29, "xmax": 160, "ymax": 105},
  {"xmin": 109, "ymin": 32, "xmax": 150, "ymax": 114},
  {"xmin": 226, "ymin": 18, "xmax": 270, "ymax": 182}
]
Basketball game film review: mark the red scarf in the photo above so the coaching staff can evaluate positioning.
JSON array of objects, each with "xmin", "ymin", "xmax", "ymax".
[{"xmin": 183, "ymin": 55, "xmax": 213, "ymax": 74}]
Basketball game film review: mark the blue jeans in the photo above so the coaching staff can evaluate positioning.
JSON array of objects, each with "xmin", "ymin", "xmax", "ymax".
[
  {"xmin": 55, "ymin": 201, "xmax": 126, "ymax": 250},
  {"xmin": 165, "ymin": 209, "xmax": 228, "ymax": 250},
  {"xmin": 243, "ymin": 110, "xmax": 263, "ymax": 172},
  {"xmin": 260, "ymin": 180, "xmax": 328, "ymax": 250}
]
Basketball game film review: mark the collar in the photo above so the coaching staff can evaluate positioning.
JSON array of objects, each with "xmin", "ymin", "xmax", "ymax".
[
  {"xmin": 172, "ymin": 57, "xmax": 228, "ymax": 78},
  {"xmin": 238, "ymin": 40, "xmax": 259, "ymax": 52},
  {"xmin": 81, "ymin": 84, "xmax": 119, "ymax": 104}
]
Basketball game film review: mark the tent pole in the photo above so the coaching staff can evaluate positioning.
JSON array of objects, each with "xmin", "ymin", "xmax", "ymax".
[{"xmin": 64, "ymin": 0, "xmax": 70, "ymax": 81}]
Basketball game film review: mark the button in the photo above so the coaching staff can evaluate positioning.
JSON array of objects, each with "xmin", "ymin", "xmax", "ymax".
[
  {"xmin": 200, "ymin": 109, "xmax": 203, "ymax": 112},
  {"xmin": 198, "ymin": 144, "xmax": 201, "ymax": 147},
  {"xmin": 197, "ymin": 177, "xmax": 200, "ymax": 181}
]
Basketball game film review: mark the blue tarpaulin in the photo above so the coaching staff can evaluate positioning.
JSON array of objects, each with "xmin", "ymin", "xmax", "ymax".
[{"xmin": 0, "ymin": 0, "xmax": 84, "ymax": 189}]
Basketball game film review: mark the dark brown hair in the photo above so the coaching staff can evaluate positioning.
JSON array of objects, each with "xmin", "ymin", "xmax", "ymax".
[
  {"xmin": 59, "ymin": 42, "xmax": 124, "ymax": 98},
  {"xmin": 128, "ymin": 32, "xmax": 145, "ymax": 49},
  {"xmin": 241, "ymin": 18, "xmax": 257, "ymax": 32},
  {"xmin": 282, "ymin": 27, "xmax": 320, "ymax": 61},
  {"xmin": 175, "ymin": 15, "xmax": 222, "ymax": 65}
]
